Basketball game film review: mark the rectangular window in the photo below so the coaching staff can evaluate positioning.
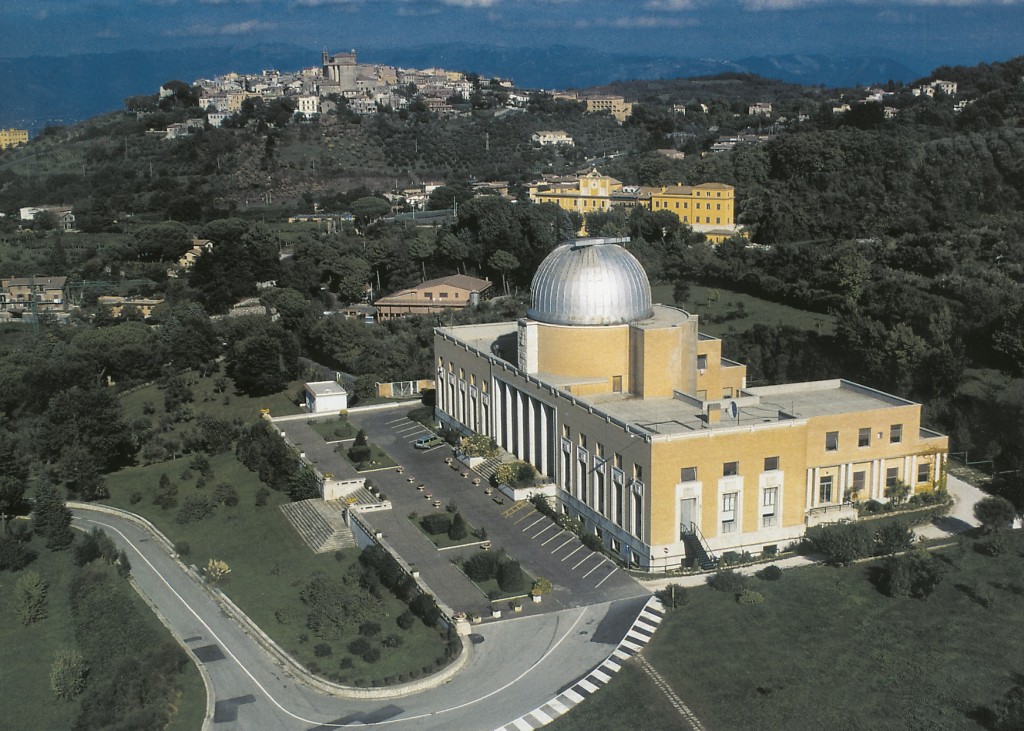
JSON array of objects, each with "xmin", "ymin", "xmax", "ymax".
[
  {"xmin": 596, "ymin": 442, "xmax": 605, "ymax": 459},
  {"xmin": 819, "ymin": 475, "xmax": 833, "ymax": 503},
  {"xmin": 696, "ymin": 354, "xmax": 708, "ymax": 371},
  {"xmin": 681, "ymin": 466, "xmax": 697, "ymax": 482},
  {"xmin": 858, "ymin": 428, "xmax": 871, "ymax": 447},
  {"xmin": 439, "ymin": 292, "xmax": 449, "ymax": 298},
  {"xmin": 721, "ymin": 519, "xmax": 736, "ymax": 534},
  {"xmin": 764, "ymin": 456, "xmax": 779, "ymax": 472},
  {"xmin": 561, "ymin": 424, "xmax": 570, "ymax": 439},
  {"xmin": 763, "ymin": 487, "xmax": 777, "ymax": 508},
  {"xmin": 633, "ymin": 464, "xmax": 644, "ymax": 482},
  {"xmin": 852, "ymin": 470, "xmax": 866, "ymax": 495},
  {"xmin": 917, "ymin": 463, "xmax": 931, "ymax": 483},
  {"xmin": 723, "ymin": 387, "xmax": 733, "ymax": 398},
  {"xmin": 613, "ymin": 453, "xmax": 623, "ymax": 469},
  {"xmin": 723, "ymin": 461, "xmax": 739, "ymax": 477},
  {"xmin": 612, "ymin": 375, "xmax": 622, "ymax": 392},
  {"xmin": 762, "ymin": 514, "xmax": 776, "ymax": 528},
  {"xmin": 825, "ymin": 431, "xmax": 839, "ymax": 451},
  {"xmin": 886, "ymin": 467, "xmax": 899, "ymax": 487},
  {"xmin": 722, "ymin": 492, "xmax": 736, "ymax": 513},
  {"xmin": 578, "ymin": 433, "xmax": 587, "ymax": 449},
  {"xmin": 890, "ymin": 424, "xmax": 903, "ymax": 444}
]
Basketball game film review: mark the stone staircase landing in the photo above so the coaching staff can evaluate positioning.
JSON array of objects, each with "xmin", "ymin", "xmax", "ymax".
[{"xmin": 280, "ymin": 498, "xmax": 357, "ymax": 554}]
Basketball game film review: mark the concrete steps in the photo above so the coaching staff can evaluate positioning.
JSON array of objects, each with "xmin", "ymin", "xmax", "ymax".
[{"xmin": 280, "ymin": 498, "xmax": 356, "ymax": 553}]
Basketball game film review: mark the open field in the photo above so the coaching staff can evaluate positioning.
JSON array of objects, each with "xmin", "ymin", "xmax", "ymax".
[
  {"xmin": 651, "ymin": 283, "xmax": 834, "ymax": 337},
  {"xmin": 551, "ymin": 530, "xmax": 1024, "ymax": 730}
]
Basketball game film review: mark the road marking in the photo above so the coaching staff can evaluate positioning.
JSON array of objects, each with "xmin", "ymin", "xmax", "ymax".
[
  {"xmin": 581, "ymin": 560, "xmax": 605, "ymax": 579},
  {"xmin": 521, "ymin": 516, "xmax": 546, "ymax": 532},
  {"xmin": 550, "ymin": 536, "xmax": 574, "ymax": 554},
  {"xmin": 577, "ymin": 678, "xmax": 599, "ymax": 693},
  {"xmin": 510, "ymin": 718, "xmax": 532, "ymax": 731},
  {"xmin": 547, "ymin": 698, "xmax": 569, "ymax": 714},
  {"xmin": 561, "ymin": 545, "xmax": 584, "ymax": 562},
  {"xmin": 394, "ymin": 425, "xmax": 421, "ymax": 434},
  {"xmin": 572, "ymin": 553, "xmax": 597, "ymax": 570},
  {"xmin": 540, "ymin": 529, "xmax": 565, "ymax": 546},
  {"xmin": 77, "ymin": 510, "xmax": 594, "ymax": 729},
  {"xmin": 530, "ymin": 707, "xmax": 553, "ymax": 724},
  {"xmin": 563, "ymin": 688, "xmax": 585, "ymax": 703},
  {"xmin": 531, "ymin": 523, "xmax": 557, "ymax": 539},
  {"xmin": 385, "ymin": 417, "xmax": 407, "ymax": 425},
  {"xmin": 590, "ymin": 668, "xmax": 611, "ymax": 683},
  {"xmin": 594, "ymin": 567, "xmax": 619, "ymax": 588},
  {"xmin": 512, "ymin": 509, "xmax": 537, "ymax": 524}
]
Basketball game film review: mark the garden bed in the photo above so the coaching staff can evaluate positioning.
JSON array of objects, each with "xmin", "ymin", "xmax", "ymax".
[
  {"xmin": 339, "ymin": 443, "xmax": 398, "ymax": 472},
  {"xmin": 308, "ymin": 416, "xmax": 358, "ymax": 442},
  {"xmin": 409, "ymin": 510, "xmax": 483, "ymax": 549}
]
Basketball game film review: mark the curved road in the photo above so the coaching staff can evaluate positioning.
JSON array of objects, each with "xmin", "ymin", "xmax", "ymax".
[{"xmin": 73, "ymin": 508, "xmax": 651, "ymax": 730}]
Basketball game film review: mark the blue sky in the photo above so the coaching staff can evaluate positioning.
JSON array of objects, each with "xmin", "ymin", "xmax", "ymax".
[{"xmin": 4, "ymin": 0, "xmax": 1023, "ymax": 70}]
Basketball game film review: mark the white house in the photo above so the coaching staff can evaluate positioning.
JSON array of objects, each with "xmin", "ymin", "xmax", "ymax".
[{"xmin": 304, "ymin": 381, "xmax": 348, "ymax": 413}]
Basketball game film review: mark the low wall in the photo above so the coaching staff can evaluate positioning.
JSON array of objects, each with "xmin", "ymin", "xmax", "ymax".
[{"xmin": 497, "ymin": 481, "xmax": 558, "ymax": 502}]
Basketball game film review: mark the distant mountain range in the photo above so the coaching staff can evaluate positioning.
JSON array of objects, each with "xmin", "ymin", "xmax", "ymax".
[{"xmin": 0, "ymin": 43, "xmax": 921, "ymax": 131}]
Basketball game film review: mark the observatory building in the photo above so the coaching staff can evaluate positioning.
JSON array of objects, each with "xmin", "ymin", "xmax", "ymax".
[{"xmin": 434, "ymin": 237, "xmax": 948, "ymax": 571}]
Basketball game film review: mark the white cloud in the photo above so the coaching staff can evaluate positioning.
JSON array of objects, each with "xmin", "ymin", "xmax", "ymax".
[
  {"xmin": 645, "ymin": 0, "xmax": 698, "ymax": 9},
  {"xmin": 577, "ymin": 14, "xmax": 698, "ymax": 28},
  {"xmin": 742, "ymin": 0, "xmax": 1024, "ymax": 9},
  {"xmin": 171, "ymin": 18, "xmax": 279, "ymax": 35}
]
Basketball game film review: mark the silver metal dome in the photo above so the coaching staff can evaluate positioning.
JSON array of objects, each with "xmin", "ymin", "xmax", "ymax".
[{"xmin": 527, "ymin": 238, "xmax": 653, "ymax": 326}]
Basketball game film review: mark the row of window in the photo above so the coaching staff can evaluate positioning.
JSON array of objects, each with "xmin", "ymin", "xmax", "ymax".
[
  {"xmin": 825, "ymin": 424, "xmax": 902, "ymax": 452},
  {"xmin": 820, "ymin": 462, "xmax": 932, "ymax": 503},
  {"xmin": 653, "ymin": 201, "xmax": 726, "ymax": 210},
  {"xmin": 681, "ymin": 456, "xmax": 779, "ymax": 482},
  {"xmin": 719, "ymin": 486, "xmax": 779, "ymax": 534}
]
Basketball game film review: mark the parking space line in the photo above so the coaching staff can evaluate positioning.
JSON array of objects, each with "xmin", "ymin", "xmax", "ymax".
[
  {"xmin": 540, "ymin": 529, "xmax": 565, "ymax": 547},
  {"xmin": 581, "ymin": 560, "xmax": 606, "ymax": 579},
  {"xmin": 513, "ymin": 510, "xmax": 539, "ymax": 525},
  {"xmin": 572, "ymin": 553, "xmax": 598, "ymax": 570},
  {"xmin": 385, "ymin": 417, "xmax": 407, "ymax": 425},
  {"xmin": 550, "ymin": 536, "xmax": 574, "ymax": 553},
  {"xmin": 532, "ymin": 523, "xmax": 557, "ymax": 539},
  {"xmin": 561, "ymin": 545, "xmax": 584, "ymax": 562},
  {"xmin": 521, "ymin": 516, "xmax": 546, "ymax": 532},
  {"xmin": 594, "ymin": 567, "xmax": 618, "ymax": 587},
  {"xmin": 394, "ymin": 425, "xmax": 421, "ymax": 434}
]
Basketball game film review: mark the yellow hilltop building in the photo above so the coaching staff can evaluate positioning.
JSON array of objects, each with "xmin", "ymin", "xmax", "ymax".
[
  {"xmin": 0, "ymin": 129, "xmax": 29, "ymax": 150},
  {"xmin": 529, "ymin": 169, "xmax": 741, "ymax": 243},
  {"xmin": 434, "ymin": 237, "xmax": 948, "ymax": 571}
]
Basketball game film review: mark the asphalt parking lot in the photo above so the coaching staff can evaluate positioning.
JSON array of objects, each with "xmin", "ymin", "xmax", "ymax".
[{"xmin": 349, "ymin": 408, "xmax": 650, "ymax": 613}]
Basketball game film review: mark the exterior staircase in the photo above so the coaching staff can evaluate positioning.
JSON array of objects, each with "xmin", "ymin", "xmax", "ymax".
[
  {"xmin": 681, "ymin": 523, "xmax": 718, "ymax": 571},
  {"xmin": 474, "ymin": 455, "xmax": 504, "ymax": 482},
  {"xmin": 280, "ymin": 498, "xmax": 356, "ymax": 553}
]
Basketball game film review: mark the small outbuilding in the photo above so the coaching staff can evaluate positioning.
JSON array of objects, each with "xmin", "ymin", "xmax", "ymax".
[{"xmin": 304, "ymin": 381, "xmax": 348, "ymax": 413}]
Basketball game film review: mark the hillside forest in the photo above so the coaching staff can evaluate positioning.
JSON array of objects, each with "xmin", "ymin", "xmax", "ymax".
[{"xmin": 0, "ymin": 55, "xmax": 1021, "ymax": 518}]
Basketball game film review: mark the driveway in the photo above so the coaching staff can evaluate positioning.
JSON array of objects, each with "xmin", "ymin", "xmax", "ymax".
[{"xmin": 74, "ymin": 506, "xmax": 650, "ymax": 730}]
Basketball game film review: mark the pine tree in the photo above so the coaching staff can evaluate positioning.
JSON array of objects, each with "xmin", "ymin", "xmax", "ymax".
[{"xmin": 32, "ymin": 483, "xmax": 74, "ymax": 551}]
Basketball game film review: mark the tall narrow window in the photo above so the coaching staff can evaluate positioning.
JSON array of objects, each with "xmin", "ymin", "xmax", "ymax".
[
  {"xmin": 890, "ymin": 424, "xmax": 903, "ymax": 444},
  {"xmin": 858, "ymin": 427, "xmax": 871, "ymax": 447},
  {"xmin": 819, "ymin": 475, "xmax": 833, "ymax": 503},
  {"xmin": 825, "ymin": 431, "xmax": 839, "ymax": 451}
]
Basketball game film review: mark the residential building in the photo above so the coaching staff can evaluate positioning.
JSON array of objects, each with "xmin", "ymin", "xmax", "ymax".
[
  {"xmin": 529, "ymin": 170, "xmax": 742, "ymax": 243},
  {"xmin": 96, "ymin": 296, "xmax": 164, "ymax": 319},
  {"xmin": 0, "ymin": 276, "xmax": 69, "ymax": 313},
  {"xmin": 532, "ymin": 130, "xmax": 574, "ymax": 146},
  {"xmin": 0, "ymin": 128, "xmax": 29, "ymax": 149},
  {"xmin": 374, "ymin": 274, "xmax": 492, "ymax": 321},
  {"xmin": 19, "ymin": 205, "xmax": 75, "ymax": 231},
  {"xmin": 168, "ymin": 238, "xmax": 213, "ymax": 278},
  {"xmin": 748, "ymin": 102, "xmax": 773, "ymax": 116},
  {"xmin": 434, "ymin": 238, "xmax": 949, "ymax": 571},
  {"xmin": 585, "ymin": 95, "xmax": 633, "ymax": 122}
]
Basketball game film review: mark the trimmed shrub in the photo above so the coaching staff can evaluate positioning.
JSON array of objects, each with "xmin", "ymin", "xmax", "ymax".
[
  {"xmin": 497, "ymin": 559, "xmax": 525, "ymax": 593},
  {"xmin": 129, "ymin": 491, "xmax": 142, "ymax": 504},
  {"xmin": 420, "ymin": 513, "xmax": 452, "ymax": 536},
  {"xmin": 806, "ymin": 522, "xmax": 873, "ymax": 566},
  {"xmin": 737, "ymin": 588, "xmax": 765, "ymax": 605},
  {"xmin": 581, "ymin": 533, "xmax": 604, "ymax": 552},
  {"xmin": 410, "ymin": 593, "xmax": 442, "ymax": 627},
  {"xmin": 397, "ymin": 611, "xmax": 416, "ymax": 630},
  {"xmin": 255, "ymin": 487, "xmax": 270, "ymax": 507},
  {"xmin": 873, "ymin": 521, "xmax": 914, "ymax": 556},
  {"xmin": 463, "ymin": 552, "xmax": 499, "ymax": 582},
  {"xmin": 883, "ymin": 550, "xmax": 946, "ymax": 599},
  {"xmin": 213, "ymin": 482, "xmax": 239, "ymax": 507},
  {"xmin": 313, "ymin": 643, "xmax": 333, "ymax": 658},
  {"xmin": 448, "ymin": 512, "xmax": 468, "ymax": 541},
  {"xmin": 975, "ymin": 495, "xmax": 1016, "ymax": 533},
  {"xmin": 0, "ymin": 535, "xmax": 38, "ymax": 572},
  {"xmin": 175, "ymin": 494, "xmax": 216, "ymax": 524},
  {"xmin": 756, "ymin": 565, "xmax": 783, "ymax": 581},
  {"xmin": 347, "ymin": 637, "xmax": 372, "ymax": 656},
  {"xmin": 708, "ymin": 568, "xmax": 747, "ymax": 593},
  {"xmin": 174, "ymin": 542, "xmax": 191, "ymax": 557},
  {"xmin": 383, "ymin": 634, "xmax": 403, "ymax": 648},
  {"xmin": 362, "ymin": 647, "xmax": 381, "ymax": 664},
  {"xmin": 359, "ymin": 621, "xmax": 382, "ymax": 637},
  {"xmin": 655, "ymin": 583, "xmax": 689, "ymax": 609}
]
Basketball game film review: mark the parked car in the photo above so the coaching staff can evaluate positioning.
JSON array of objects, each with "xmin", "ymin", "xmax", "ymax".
[{"xmin": 414, "ymin": 435, "xmax": 445, "ymax": 450}]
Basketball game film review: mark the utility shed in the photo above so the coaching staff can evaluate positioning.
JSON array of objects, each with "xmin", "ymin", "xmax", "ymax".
[{"xmin": 304, "ymin": 381, "xmax": 348, "ymax": 413}]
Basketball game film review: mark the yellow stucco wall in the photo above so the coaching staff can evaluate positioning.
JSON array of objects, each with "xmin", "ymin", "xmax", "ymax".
[{"xmin": 535, "ymin": 323, "xmax": 630, "ymax": 393}]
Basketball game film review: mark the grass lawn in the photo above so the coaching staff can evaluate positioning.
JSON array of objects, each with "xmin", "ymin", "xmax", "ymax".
[
  {"xmin": 339, "ymin": 443, "xmax": 398, "ymax": 472},
  {"xmin": 308, "ymin": 416, "xmax": 359, "ymax": 442},
  {"xmin": 0, "ymin": 534, "xmax": 205, "ymax": 731},
  {"xmin": 546, "ymin": 663, "xmax": 685, "ymax": 731},
  {"xmin": 651, "ymin": 283, "xmax": 834, "ymax": 337},
  {"xmin": 102, "ymin": 451, "xmax": 446, "ymax": 685},
  {"xmin": 552, "ymin": 531, "xmax": 1024, "ymax": 730}
]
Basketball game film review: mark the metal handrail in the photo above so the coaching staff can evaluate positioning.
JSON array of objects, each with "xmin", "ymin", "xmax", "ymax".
[{"xmin": 682, "ymin": 521, "xmax": 718, "ymax": 565}]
